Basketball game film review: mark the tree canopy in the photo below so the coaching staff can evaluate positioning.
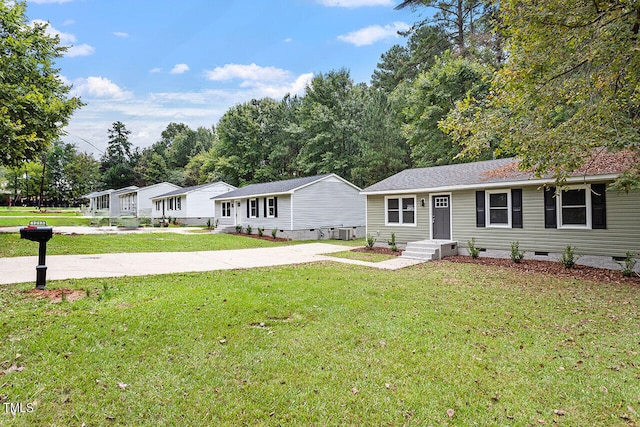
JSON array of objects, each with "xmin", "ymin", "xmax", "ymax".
[
  {"xmin": 0, "ymin": 1, "xmax": 82, "ymax": 167},
  {"xmin": 442, "ymin": 0, "xmax": 640, "ymax": 190}
]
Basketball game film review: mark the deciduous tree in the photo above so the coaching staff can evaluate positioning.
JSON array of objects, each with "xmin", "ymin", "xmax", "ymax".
[{"xmin": 0, "ymin": 1, "xmax": 82, "ymax": 167}]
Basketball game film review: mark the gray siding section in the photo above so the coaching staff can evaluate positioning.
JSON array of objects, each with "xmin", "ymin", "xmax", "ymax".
[
  {"xmin": 293, "ymin": 177, "xmax": 365, "ymax": 229},
  {"xmin": 366, "ymin": 194, "xmax": 430, "ymax": 244},
  {"xmin": 452, "ymin": 186, "xmax": 640, "ymax": 257},
  {"xmin": 239, "ymin": 195, "xmax": 293, "ymax": 231}
]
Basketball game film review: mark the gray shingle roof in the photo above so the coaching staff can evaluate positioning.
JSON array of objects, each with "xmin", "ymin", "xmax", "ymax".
[
  {"xmin": 213, "ymin": 174, "xmax": 333, "ymax": 199},
  {"xmin": 361, "ymin": 158, "xmax": 530, "ymax": 193},
  {"xmin": 154, "ymin": 183, "xmax": 215, "ymax": 198}
]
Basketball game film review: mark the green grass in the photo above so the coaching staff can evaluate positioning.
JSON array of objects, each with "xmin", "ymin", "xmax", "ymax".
[
  {"xmin": 0, "ymin": 207, "xmax": 83, "ymax": 217},
  {"xmin": 0, "ymin": 217, "xmax": 91, "ymax": 227},
  {"xmin": 0, "ymin": 233, "xmax": 288, "ymax": 257},
  {"xmin": 1, "ymin": 262, "xmax": 638, "ymax": 426},
  {"xmin": 327, "ymin": 249, "xmax": 396, "ymax": 262}
]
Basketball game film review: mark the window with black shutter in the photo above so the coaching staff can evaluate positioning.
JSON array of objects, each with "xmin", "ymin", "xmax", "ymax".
[{"xmin": 476, "ymin": 191, "xmax": 485, "ymax": 227}]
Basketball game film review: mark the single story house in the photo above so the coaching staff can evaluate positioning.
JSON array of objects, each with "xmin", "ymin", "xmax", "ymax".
[
  {"xmin": 84, "ymin": 186, "xmax": 138, "ymax": 218},
  {"xmin": 212, "ymin": 174, "xmax": 366, "ymax": 240},
  {"xmin": 151, "ymin": 181, "xmax": 236, "ymax": 226},
  {"xmin": 361, "ymin": 152, "xmax": 639, "ymax": 271},
  {"xmin": 116, "ymin": 182, "xmax": 181, "ymax": 218}
]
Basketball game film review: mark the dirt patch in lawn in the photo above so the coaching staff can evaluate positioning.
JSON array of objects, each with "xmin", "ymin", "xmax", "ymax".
[
  {"xmin": 351, "ymin": 247, "xmax": 403, "ymax": 257},
  {"xmin": 25, "ymin": 288, "xmax": 86, "ymax": 303},
  {"xmin": 443, "ymin": 256, "xmax": 640, "ymax": 286}
]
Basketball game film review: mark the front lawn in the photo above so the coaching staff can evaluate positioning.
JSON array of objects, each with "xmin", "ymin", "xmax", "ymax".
[
  {"xmin": 1, "ymin": 262, "xmax": 638, "ymax": 426},
  {"xmin": 0, "ymin": 233, "xmax": 287, "ymax": 257}
]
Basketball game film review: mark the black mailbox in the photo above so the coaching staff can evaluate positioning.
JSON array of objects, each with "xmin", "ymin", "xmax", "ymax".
[{"xmin": 19, "ymin": 225, "xmax": 53, "ymax": 290}]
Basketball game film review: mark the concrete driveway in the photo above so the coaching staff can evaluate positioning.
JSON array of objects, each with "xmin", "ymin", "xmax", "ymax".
[{"xmin": 0, "ymin": 243, "xmax": 424, "ymax": 285}]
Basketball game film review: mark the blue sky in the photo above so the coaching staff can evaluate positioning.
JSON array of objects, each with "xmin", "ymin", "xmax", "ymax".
[{"xmin": 25, "ymin": 0, "xmax": 419, "ymax": 156}]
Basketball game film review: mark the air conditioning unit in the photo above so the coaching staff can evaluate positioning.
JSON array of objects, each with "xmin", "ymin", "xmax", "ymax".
[{"xmin": 337, "ymin": 228, "xmax": 353, "ymax": 241}]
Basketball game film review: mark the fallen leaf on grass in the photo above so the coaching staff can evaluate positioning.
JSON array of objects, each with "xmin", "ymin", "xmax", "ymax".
[
  {"xmin": 117, "ymin": 382, "xmax": 128, "ymax": 390},
  {"xmin": 553, "ymin": 409, "xmax": 565, "ymax": 416},
  {"xmin": 447, "ymin": 409, "xmax": 455, "ymax": 418},
  {"xmin": 351, "ymin": 387, "xmax": 358, "ymax": 394}
]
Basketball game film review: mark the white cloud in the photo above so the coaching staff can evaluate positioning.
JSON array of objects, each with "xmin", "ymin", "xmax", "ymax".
[
  {"xmin": 113, "ymin": 32, "xmax": 129, "ymax": 38},
  {"xmin": 317, "ymin": 0, "xmax": 394, "ymax": 7},
  {"xmin": 31, "ymin": 20, "xmax": 95, "ymax": 57},
  {"xmin": 338, "ymin": 21, "xmax": 409, "ymax": 46},
  {"xmin": 170, "ymin": 64, "xmax": 190, "ymax": 74},
  {"xmin": 149, "ymin": 67, "xmax": 162, "ymax": 73},
  {"xmin": 66, "ymin": 44, "xmax": 95, "ymax": 57},
  {"xmin": 206, "ymin": 63, "xmax": 291, "ymax": 83},
  {"xmin": 71, "ymin": 76, "xmax": 133, "ymax": 100}
]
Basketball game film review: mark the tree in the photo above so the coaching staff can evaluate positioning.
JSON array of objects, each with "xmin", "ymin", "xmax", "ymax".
[
  {"xmin": 443, "ymin": 0, "xmax": 640, "ymax": 191},
  {"xmin": 351, "ymin": 90, "xmax": 410, "ymax": 187},
  {"xmin": 395, "ymin": 0, "xmax": 490, "ymax": 58},
  {"xmin": 402, "ymin": 52, "xmax": 494, "ymax": 167},
  {"xmin": 100, "ymin": 121, "xmax": 138, "ymax": 189},
  {"xmin": 0, "ymin": 1, "xmax": 83, "ymax": 167},
  {"xmin": 372, "ymin": 26, "xmax": 452, "ymax": 92},
  {"xmin": 298, "ymin": 69, "xmax": 365, "ymax": 180}
]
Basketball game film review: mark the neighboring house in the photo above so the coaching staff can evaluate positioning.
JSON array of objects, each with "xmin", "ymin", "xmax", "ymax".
[
  {"xmin": 151, "ymin": 182, "xmax": 236, "ymax": 225},
  {"xmin": 84, "ymin": 186, "xmax": 138, "ymax": 218},
  {"xmin": 212, "ymin": 174, "xmax": 366, "ymax": 240},
  {"xmin": 116, "ymin": 182, "xmax": 181, "ymax": 218},
  {"xmin": 361, "ymin": 152, "xmax": 640, "ymax": 270}
]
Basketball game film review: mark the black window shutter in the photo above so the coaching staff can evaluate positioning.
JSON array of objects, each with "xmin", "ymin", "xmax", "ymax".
[
  {"xmin": 591, "ymin": 184, "xmax": 606, "ymax": 229},
  {"xmin": 246, "ymin": 199, "xmax": 249, "ymax": 218},
  {"xmin": 512, "ymin": 189, "xmax": 523, "ymax": 228},
  {"xmin": 544, "ymin": 187, "xmax": 557, "ymax": 228},
  {"xmin": 263, "ymin": 198, "xmax": 267, "ymax": 217},
  {"xmin": 274, "ymin": 197, "xmax": 278, "ymax": 218},
  {"xmin": 476, "ymin": 191, "xmax": 485, "ymax": 227},
  {"xmin": 255, "ymin": 198, "xmax": 259, "ymax": 218}
]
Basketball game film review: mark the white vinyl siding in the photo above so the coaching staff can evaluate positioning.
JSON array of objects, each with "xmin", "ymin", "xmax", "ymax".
[{"xmin": 292, "ymin": 176, "xmax": 365, "ymax": 230}]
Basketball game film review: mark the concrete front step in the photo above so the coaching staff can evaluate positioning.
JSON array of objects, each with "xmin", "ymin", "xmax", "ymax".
[{"xmin": 400, "ymin": 240, "xmax": 459, "ymax": 261}]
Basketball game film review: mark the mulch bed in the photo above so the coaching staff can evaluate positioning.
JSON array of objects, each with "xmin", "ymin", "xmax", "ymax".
[
  {"xmin": 351, "ymin": 246, "xmax": 403, "ymax": 257},
  {"xmin": 233, "ymin": 232, "xmax": 291, "ymax": 242},
  {"xmin": 444, "ymin": 255, "xmax": 640, "ymax": 286}
]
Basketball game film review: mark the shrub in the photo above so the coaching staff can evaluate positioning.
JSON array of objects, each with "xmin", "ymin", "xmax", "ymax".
[
  {"xmin": 365, "ymin": 233, "xmax": 376, "ymax": 249},
  {"xmin": 235, "ymin": 225, "xmax": 242, "ymax": 234},
  {"xmin": 560, "ymin": 245, "xmax": 579, "ymax": 269},
  {"xmin": 467, "ymin": 238, "xmax": 480, "ymax": 259},
  {"xmin": 257, "ymin": 227, "xmax": 264, "ymax": 237},
  {"xmin": 206, "ymin": 218, "xmax": 212, "ymax": 229},
  {"xmin": 614, "ymin": 251, "xmax": 638, "ymax": 277},
  {"xmin": 388, "ymin": 233, "xmax": 398, "ymax": 252},
  {"xmin": 510, "ymin": 241, "xmax": 525, "ymax": 264},
  {"xmin": 245, "ymin": 225, "xmax": 252, "ymax": 235},
  {"xmin": 271, "ymin": 228, "xmax": 278, "ymax": 239}
]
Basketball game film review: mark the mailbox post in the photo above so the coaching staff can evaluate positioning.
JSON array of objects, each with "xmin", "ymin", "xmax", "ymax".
[{"xmin": 19, "ymin": 224, "xmax": 53, "ymax": 290}]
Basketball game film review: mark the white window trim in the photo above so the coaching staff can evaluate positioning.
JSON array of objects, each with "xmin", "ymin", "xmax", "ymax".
[
  {"xmin": 249, "ymin": 198, "xmax": 258, "ymax": 219},
  {"xmin": 384, "ymin": 195, "xmax": 417, "ymax": 227},
  {"xmin": 266, "ymin": 197, "xmax": 276, "ymax": 218},
  {"xmin": 486, "ymin": 189, "xmax": 511, "ymax": 228},
  {"xmin": 221, "ymin": 201, "xmax": 232, "ymax": 218},
  {"xmin": 557, "ymin": 185, "xmax": 592, "ymax": 229}
]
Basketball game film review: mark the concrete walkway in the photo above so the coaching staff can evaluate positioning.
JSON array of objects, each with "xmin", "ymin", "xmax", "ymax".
[{"xmin": 0, "ymin": 243, "xmax": 425, "ymax": 285}]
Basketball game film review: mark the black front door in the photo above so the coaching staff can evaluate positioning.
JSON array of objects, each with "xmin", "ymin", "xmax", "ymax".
[{"xmin": 432, "ymin": 195, "xmax": 451, "ymax": 240}]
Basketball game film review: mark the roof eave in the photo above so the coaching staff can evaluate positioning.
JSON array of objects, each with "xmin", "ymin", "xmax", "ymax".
[{"xmin": 361, "ymin": 173, "xmax": 621, "ymax": 195}]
